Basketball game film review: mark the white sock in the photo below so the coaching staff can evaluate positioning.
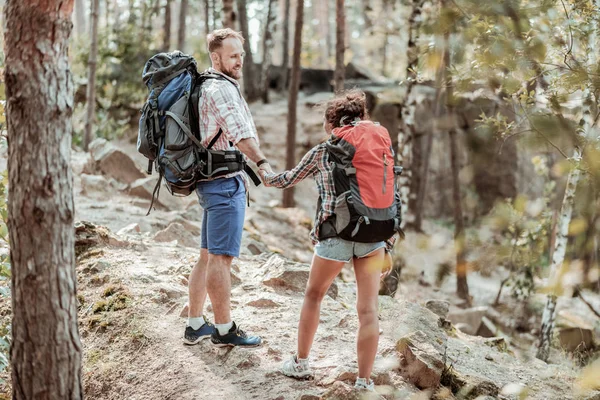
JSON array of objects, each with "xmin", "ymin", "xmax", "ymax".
[
  {"xmin": 295, "ymin": 355, "xmax": 309, "ymax": 366},
  {"xmin": 187, "ymin": 316, "xmax": 205, "ymax": 330},
  {"xmin": 215, "ymin": 321, "xmax": 234, "ymax": 336}
]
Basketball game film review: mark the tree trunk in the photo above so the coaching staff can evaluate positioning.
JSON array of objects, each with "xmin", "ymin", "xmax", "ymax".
[
  {"xmin": 261, "ymin": 0, "xmax": 277, "ymax": 103},
  {"xmin": 83, "ymin": 0, "xmax": 100, "ymax": 152},
  {"xmin": 333, "ymin": 0, "xmax": 345, "ymax": 93},
  {"xmin": 361, "ymin": 0, "xmax": 372, "ymax": 33},
  {"xmin": 222, "ymin": 0, "xmax": 235, "ymax": 29},
  {"xmin": 279, "ymin": 0, "xmax": 291, "ymax": 91},
  {"xmin": 177, "ymin": 0, "xmax": 188, "ymax": 51},
  {"xmin": 283, "ymin": 0, "xmax": 304, "ymax": 208},
  {"xmin": 536, "ymin": 159, "xmax": 581, "ymax": 361},
  {"xmin": 400, "ymin": 0, "xmax": 426, "ymax": 229},
  {"xmin": 443, "ymin": 29, "xmax": 469, "ymax": 301},
  {"xmin": 74, "ymin": 0, "xmax": 86, "ymax": 37},
  {"xmin": 204, "ymin": 0, "xmax": 210, "ymax": 37},
  {"xmin": 237, "ymin": 0, "xmax": 260, "ymax": 102},
  {"xmin": 163, "ymin": 0, "xmax": 172, "ymax": 51},
  {"xmin": 4, "ymin": 0, "xmax": 82, "ymax": 398}
]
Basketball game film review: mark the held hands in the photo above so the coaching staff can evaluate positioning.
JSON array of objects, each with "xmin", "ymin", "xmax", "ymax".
[{"xmin": 257, "ymin": 162, "xmax": 274, "ymax": 186}]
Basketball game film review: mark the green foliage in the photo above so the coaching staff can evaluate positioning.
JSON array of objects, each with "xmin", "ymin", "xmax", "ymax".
[{"xmin": 483, "ymin": 156, "xmax": 556, "ymax": 300}]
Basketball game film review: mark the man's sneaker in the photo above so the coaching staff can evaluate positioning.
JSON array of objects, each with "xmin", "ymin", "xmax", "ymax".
[
  {"xmin": 210, "ymin": 321, "xmax": 262, "ymax": 347},
  {"xmin": 354, "ymin": 377, "xmax": 375, "ymax": 391},
  {"xmin": 281, "ymin": 355, "xmax": 314, "ymax": 379},
  {"xmin": 183, "ymin": 320, "xmax": 216, "ymax": 345}
]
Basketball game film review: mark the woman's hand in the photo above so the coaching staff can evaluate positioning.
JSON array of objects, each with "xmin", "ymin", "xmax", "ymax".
[
  {"xmin": 258, "ymin": 164, "xmax": 273, "ymax": 187},
  {"xmin": 380, "ymin": 251, "xmax": 393, "ymax": 279}
]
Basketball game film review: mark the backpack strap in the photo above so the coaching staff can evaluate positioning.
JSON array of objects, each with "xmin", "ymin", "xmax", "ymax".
[{"xmin": 164, "ymin": 111, "xmax": 204, "ymax": 149}]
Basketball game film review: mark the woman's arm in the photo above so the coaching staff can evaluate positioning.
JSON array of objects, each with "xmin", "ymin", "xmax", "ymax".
[{"xmin": 263, "ymin": 145, "xmax": 323, "ymax": 189}]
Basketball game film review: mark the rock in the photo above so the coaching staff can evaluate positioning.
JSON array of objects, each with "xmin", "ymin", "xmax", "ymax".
[
  {"xmin": 179, "ymin": 303, "xmax": 189, "ymax": 318},
  {"xmin": 170, "ymin": 217, "xmax": 201, "ymax": 236},
  {"xmin": 81, "ymin": 174, "xmax": 110, "ymax": 194},
  {"xmin": 222, "ymin": 350, "xmax": 261, "ymax": 369},
  {"xmin": 396, "ymin": 331, "xmax": 445, "ymax": 389},
  {"xmin": 483, "ymin": 337, "xmax": 509, "ymax": 353},
  {"xmin": 75, "ymin": 221, "xmax": 129, "ymax": 255},
  {"xmin": 320, "ymin": 381, "xmax": 382, "ymax": 400},
  {"xmin": 558, "ymin": 327, "xmax": 595, "ymax": 352},
  {"xmin": 153, "ymin": 223, "xmax": 199, "ymax": 248},
  {"xmin": 297, "ymin": 395, "xmax": 320, "ymax": 400},
  {"xmin": 158, "ymin": 284, "xmax": 187, "ymax": 300},
  {"xmin": 117, "ymin": 223, "xmax": 141, "ymax": 236},
  {"xmin": 246, "ymin": 240, "xmax": 268, "ymax": 255},
  {"xmin": 447, "ymin": 306, "xmax": 489, "ymax": 335},
  {"xmin": 475, "ymin": 316, "xmax": 497, "ymax": 338},
  {"xmin": 425, "ymin": 299, "xmax": 450, "ymax": 319},
  {"xmin": 246, "ymin": 298, "xmax": 281, "ymax": 308},
  {"xmin": 262, "ymin": 254, "xmax": 338, "ymax": 299},
  {"xmin": 128, "ymin": 177, "xmax": 169, "ymax": 210},
  {"xmin": 89, "ymin": 138, "xmax": 146, "ymax": 184}
]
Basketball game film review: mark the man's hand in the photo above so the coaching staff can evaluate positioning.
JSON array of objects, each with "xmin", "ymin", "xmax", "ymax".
[{"xmin": 258, "ymin": 163, "xmax": 273, "ymax": 186}]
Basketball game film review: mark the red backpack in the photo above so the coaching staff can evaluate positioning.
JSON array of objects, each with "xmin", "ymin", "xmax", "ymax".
[{"xmin": 325, "ymin": 120, "xmax": 403, "ymax": 243}]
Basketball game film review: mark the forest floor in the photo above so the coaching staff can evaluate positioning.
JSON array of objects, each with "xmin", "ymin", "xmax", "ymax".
[{"xmin": 1, "ymin": 92, "xmax": 599, "ymax": 399}]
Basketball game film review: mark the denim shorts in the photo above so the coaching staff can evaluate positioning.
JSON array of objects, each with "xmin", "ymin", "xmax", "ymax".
[
  {"xmin": 314, "ymin": 237, "xmax": 385, "ymax": 262},
  {"xmin": 196, "ymin": 175, "xmax": 246, "ymax": 257}
]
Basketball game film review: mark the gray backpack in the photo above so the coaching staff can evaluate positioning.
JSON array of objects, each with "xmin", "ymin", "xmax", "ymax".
[{"xmin": 138, "ymin": 51, "xmax": 260, "ymax": 214}]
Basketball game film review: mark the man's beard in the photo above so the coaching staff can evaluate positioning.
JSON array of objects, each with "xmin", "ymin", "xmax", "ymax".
[{"xmin": 220, "ymin": 58, "xmax": 242, "ymax": 80}]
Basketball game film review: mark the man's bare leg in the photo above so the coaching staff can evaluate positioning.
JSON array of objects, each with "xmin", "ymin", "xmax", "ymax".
[
  {"xmin": 205, "ymin": 253, "xmax": 233, "ymax": 325},
  {"xmin": 188, "ymin": 248, "xmax": 209, "ymax": 318}
]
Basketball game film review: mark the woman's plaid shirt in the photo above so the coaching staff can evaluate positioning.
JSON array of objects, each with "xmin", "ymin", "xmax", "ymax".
[{"xmin": 263, "ymin": 143, "xmax": 396, "ymax": 250}]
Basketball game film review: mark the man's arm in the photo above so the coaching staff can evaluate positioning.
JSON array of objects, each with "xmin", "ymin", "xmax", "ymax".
[{"xmin": 236, "ymin": 138, "xmax": 273, "ymax": 173}]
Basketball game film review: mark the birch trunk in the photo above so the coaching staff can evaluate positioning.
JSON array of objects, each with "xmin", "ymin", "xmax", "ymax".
[
  {"xmin": 83, "ymin": 0, "xmax": 100, "ymax": 151},
  {"xmin": 536, "ymin": 156, "xmax": 581, "ymax": 361},
  {"xmin": 399, "ymin": 0, "xmax": 426, "ymax": 227},
  {"xmin": 283, "ymin": 0, "xmax": 304, "ymax": 207},
  {"xmin": 204, "ymin": 0, "xmax": 210, "ymax": 37},
  {"xmin": 4, "ymin": 0, "xmax": 82, "ymax": 397}
]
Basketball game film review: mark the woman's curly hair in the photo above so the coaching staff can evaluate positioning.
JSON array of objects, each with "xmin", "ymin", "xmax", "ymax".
[{"xmin": 324, "ymin": 90, "xmax": 368, "ymax": 128}]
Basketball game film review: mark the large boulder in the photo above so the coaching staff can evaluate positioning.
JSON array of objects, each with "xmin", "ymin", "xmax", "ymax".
[
  {"xmin": 261, "ymin": 254, "xmax": 338, "ymax": 299},
  {"xmin": 89, "ymin": 138, "xmax": 146, "ymax": 184},
  {"xmin": 153, "ymin": 222, "xmax": 199, "ymax": 248}
]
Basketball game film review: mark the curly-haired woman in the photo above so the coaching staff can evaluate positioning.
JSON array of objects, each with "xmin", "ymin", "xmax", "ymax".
[{"xmin": 260, "ymin": 90, "xmax": 398, "ymax": 392}]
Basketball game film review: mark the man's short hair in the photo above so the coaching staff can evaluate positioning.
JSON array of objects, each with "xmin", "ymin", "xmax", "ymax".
[{"xmin": 207, "ymin": 29, "xmax": 245, "ymax": 52}]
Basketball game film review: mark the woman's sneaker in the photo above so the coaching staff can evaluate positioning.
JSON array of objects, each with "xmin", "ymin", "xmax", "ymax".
[
  {"xmin": 281, "ymin": 355, "xmax": 314, "ymax": 379},
  {"xmin": 354, "ymin": 377, "xmax": 375, "ymax": 391},
  {"xmin": 210, "ymin": 321, "xmax": 262, "ymax": 347},
  {"xmin": 183, "ymin": 320, "xmax": 216, "ymax": 345}
]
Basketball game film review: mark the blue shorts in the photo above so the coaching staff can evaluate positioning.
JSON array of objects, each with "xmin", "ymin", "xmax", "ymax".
[
  {"xmin": 196, "ymin": 175, "xmax": 246, "ymax": 257},
  {"xmin": 314, "ymin": 237, "xmax": 385, "ymax": 263}
]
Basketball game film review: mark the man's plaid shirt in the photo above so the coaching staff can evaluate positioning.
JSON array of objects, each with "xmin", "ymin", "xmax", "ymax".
[
  {"xmin": 198, "ymin": 68, "xmax": 258, "ymax": 182},
  {"xmin": 263, "ymin": 143, "xmax": 397, "ymax": 250}
]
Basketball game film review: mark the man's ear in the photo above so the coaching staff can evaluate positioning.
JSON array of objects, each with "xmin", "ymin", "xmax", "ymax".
[{"xmin": 210, "ymin": 52, "xmax": 219, "ymax": 66}]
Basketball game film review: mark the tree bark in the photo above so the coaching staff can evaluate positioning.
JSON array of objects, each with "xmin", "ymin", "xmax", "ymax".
[
  {"xmin": 442, "ymin": 29, "xmax": 469, "ymax": 301},
  {"xmin": 315, "ymin": 0, "xmax": 330, "ymax": 66},
  {"xmin": 74, "ymin": 0, "xmax": 86, "ymax": 37},
  {"xmin": 83, "ymin": 0, "xmax": 100, "ymax": 151},
  {"xmin": 400, "ymin": 0, "xmax": 426, "ymax": 229},
  {"xmin": 177, "ymin": 0, "xmax": 188, "ymax": 51},
  {"xmin": 536, "ymin": 154, "xmax": 582, "ymax": 361},
  {"xmin": 278, "ymin": 0, "xmax": 291, "ymax": 91},
  {"xmin": 283, "ymin": 0, "xmax": 304, "ymax": 208},
  {"xmin": 204, "ymin": 0, "xmax": 210, "ymax": 37},
  {"xmin": 222, "ymin": 0, "xmax": 235, "ymax": 29},
  {"xmin": 4, "ymin": 0, "xmax": 82, "ymax": 398},
  {"xmin": 261, "ymin": 0, "xmax": 277, "ymax": 103},
  {"xmin": 333, "ymin": 0, "xmax": 345, "ymax": 93},
  {"xmin": 237, "ymin": 0, "xmax": 260, "ymax": 101},
  {"xmin": 163, "ymin": 0, "xmax": 172, "ymax": 51}
]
